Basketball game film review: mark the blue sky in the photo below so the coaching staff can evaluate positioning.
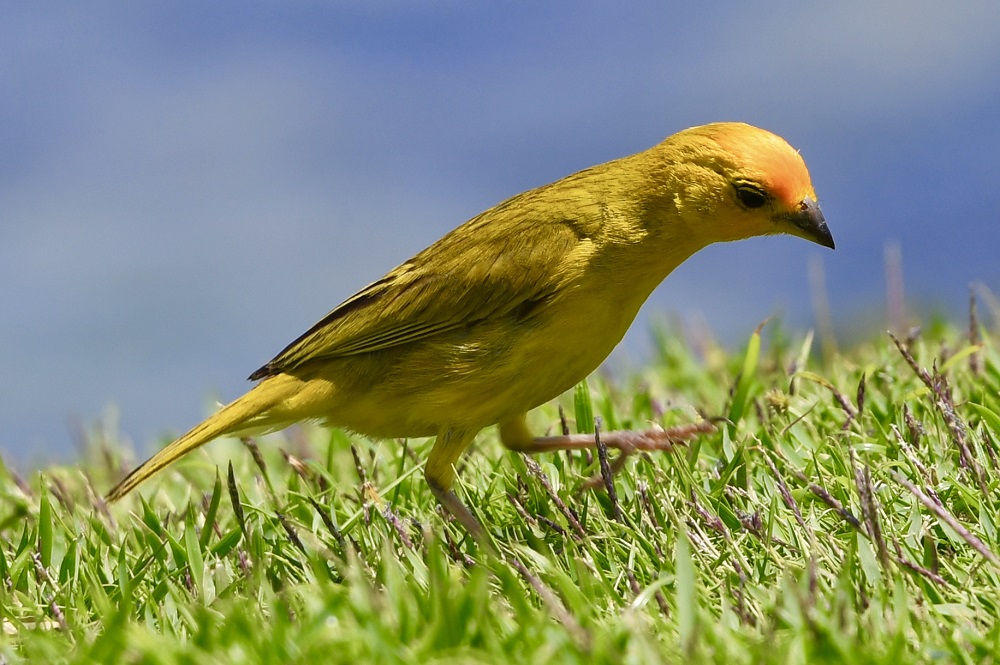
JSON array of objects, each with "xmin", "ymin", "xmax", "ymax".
[{"xmin": 3, "ymin": 2, "xmax": 1000, "ymax": 465}]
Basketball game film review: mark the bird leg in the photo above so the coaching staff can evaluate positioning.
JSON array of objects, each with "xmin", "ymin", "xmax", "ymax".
[
  {"xmin": 424, "ymin": 418, "xmax": 713, "ymax": 541},
  {"xmin": 425, "ymin": 428, "xmax": 490, "ymax": 545},
  {"xmin": 499, "ymin": 415, "xmax": 714, "ymax": 485}
]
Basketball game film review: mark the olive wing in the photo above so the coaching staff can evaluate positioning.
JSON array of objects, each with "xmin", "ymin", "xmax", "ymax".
[{"xmin": 249, "ymin": 201, "xmax": 593, "ymax": 380}]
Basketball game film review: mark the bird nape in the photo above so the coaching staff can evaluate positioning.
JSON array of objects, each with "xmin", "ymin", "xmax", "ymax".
[{"xmin": 107, "ymin": 122, "xmax": 834, "ymax": 542}]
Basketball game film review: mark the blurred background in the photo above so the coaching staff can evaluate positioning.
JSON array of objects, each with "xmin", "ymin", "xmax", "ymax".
[{"xmin": 3, "ymin": 1, "xmax": 1000, "ymax": 465}]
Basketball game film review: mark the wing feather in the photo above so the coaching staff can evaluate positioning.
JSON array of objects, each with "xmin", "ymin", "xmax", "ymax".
[{"xmin": 249, "ymin": 190, "xmax": 599, "ymax": 380}]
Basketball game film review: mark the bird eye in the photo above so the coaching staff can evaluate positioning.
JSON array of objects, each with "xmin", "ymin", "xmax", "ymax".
[{"xmin": 734, "ymin": 183, "xmax": 769, "ymax": 209}]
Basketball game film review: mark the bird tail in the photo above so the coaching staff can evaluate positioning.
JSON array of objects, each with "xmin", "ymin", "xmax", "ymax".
[{"xmin": 106, "ymin": 374, "xmax": 301, "ymax": 502}]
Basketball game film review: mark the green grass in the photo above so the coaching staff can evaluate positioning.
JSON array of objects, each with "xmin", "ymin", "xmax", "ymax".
[{"xmin": 3, "ymin": 316, "xmax": 1000, "ymax": 663}]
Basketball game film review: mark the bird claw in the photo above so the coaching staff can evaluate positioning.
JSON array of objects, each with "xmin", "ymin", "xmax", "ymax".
[{"xmin": 578, "ymin": 421, "xmax": 715, "ymax": 491}]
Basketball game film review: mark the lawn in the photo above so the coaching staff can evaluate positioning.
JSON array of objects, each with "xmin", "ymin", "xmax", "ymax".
[{"xmin": 2, "ymin": 310, "xmax": 999, "ymax": 663}]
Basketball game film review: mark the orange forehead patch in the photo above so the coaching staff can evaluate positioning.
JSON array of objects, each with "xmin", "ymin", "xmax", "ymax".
[{"xmin": 708, "ymin": 124, "xmax": 816, "ymax": 207}]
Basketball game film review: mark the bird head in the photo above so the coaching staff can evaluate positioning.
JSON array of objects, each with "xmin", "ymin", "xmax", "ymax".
[{"xmin": 661, "ymin": 122, "xmax": 835, "ymax": 250}]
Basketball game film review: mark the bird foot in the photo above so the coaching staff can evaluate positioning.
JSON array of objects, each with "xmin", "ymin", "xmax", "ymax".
[{"xmin": 524, "ymin": 421, "xmax": 716, "ymax": 490}]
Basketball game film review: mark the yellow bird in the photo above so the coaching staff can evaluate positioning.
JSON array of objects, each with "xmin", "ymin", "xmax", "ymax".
[{"xmin": 108, "ymin": 122, "xmax": 834, "ymax": 537}]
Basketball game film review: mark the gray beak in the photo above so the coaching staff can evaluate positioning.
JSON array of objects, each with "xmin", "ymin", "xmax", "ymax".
[{"xmin": 787, "ymin": 196, "xmax": 835, "ymax": 249}]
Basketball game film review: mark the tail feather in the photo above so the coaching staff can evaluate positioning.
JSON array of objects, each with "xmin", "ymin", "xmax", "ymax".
[{"xmin": 106, "ymin": 375, "xmax": 299, "ymax": 501}]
